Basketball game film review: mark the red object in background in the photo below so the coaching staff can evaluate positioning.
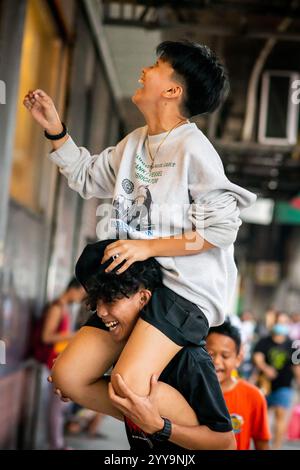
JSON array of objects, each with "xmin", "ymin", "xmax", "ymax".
[
  {"xmin": 32, "ymin": 304, "xmax": 71, "ymax": 369},
  {"xmin": 290, "ymin": 194, "xmax": 300, "ymax": 210},
  {"xmin": 287, "ymin": 404, "xmax": 300, "ymax": 440}
]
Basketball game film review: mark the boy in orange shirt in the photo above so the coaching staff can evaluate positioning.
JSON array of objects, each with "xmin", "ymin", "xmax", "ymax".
[{"xmin": 206, "ymin": 319, "xmax": 271, "ymax": 450}]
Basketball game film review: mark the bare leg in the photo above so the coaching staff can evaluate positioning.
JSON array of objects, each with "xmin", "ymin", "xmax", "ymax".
[
  {"xmin": 272, "ymin": 406, "xmax": 288, "ymax": 449},
  {"xmin": 87, "ymin": 413, "xmax": 105, "ymax": 436},
  {"xmin": 110, "ymin": 318, "xmax": 199, "ymax": 423},
  {"xmin": 51, "ymin": 326, "xmax": 125, "ymax": 418},
  {"xmin": 48, "ymin": 386, "xmax": 70, "ymax": 449},
  {"xmin": 52, "ymin": 323, "xmax": 199, "ymax": 427},
  {"xmin": 63, "ymin": 376, "xmax": 199, "ymax": 427},
  {"xmin": 111, "ymin": 319, "xmax": 182, "ymax": 398},
  {"xmin": 150, "ymin": 380, "xmax": 199, "ymax": 426}
]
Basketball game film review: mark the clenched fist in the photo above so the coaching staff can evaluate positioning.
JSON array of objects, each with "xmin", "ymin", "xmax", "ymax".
[{"xmin": 23, "ymin": 89, "xmax": 63, "ymax": 134}]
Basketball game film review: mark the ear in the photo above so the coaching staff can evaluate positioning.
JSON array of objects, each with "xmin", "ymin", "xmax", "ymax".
[
  {"xmin": 235, "ymin": 346, "xmax": 244, "ymax": 369},
  {"xmin": 162, "ymin": 84, "xmax": 183, "ymax": 100},
  {"xmin": 139, "ymin": 289, "xmax": 152, "ymax": 308}
]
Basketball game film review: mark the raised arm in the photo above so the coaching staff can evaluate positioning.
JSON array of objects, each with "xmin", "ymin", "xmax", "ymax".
[
  {"xmin": 23, "ymin": 89, "xmax": 118, "ymax": 199},
  {"xmin": 23, "ymin": 89, "xmax": 69, "ymax": 150}
]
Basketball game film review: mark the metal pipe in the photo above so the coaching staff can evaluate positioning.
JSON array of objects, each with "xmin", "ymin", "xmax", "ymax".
[
  {"xmin": 83, "ymin": 0, "xmax": 127, "ymax": 121},
  {"xmin": 0, "ymin": 0, "xmax": 27, "ymax": 270},
  {"xmin": 242, "ymin": 17, "xmax": 292, "ymax": 142}
]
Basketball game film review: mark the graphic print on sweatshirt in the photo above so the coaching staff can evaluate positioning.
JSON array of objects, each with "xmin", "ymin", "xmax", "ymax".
[
  {"xmin": 112, "ymin": 180, "xmax": 154, "ymax": 236},
  {"xmin": 110, "ymin": 149, "xmax": 177, "ymax": 238}
]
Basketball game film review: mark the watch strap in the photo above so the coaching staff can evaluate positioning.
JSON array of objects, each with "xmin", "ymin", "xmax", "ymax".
[{"xmin": 151, "ymin": 417, "xmax": 172, "ymax": 442}]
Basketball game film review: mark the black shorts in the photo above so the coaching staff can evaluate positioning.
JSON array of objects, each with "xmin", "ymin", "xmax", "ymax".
[
  {"xmin": 85, "ymin": 286, "xmax": 209, "ymax": 347},
  {"xmin": 140, "ymin": 286, "xmax": 209, "ymax": 347}
]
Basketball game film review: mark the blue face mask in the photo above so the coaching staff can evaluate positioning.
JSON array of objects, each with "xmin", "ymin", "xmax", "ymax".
[{"xmin": 272, "ymin": 323, "xmax": 289, "ymax": 336}]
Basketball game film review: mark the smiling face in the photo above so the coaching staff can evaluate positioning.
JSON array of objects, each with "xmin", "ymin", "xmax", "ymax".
[
  {"xmin": 132, "ymin": 58, "xmax": 183, "ymax": 112},
  {"xmin": 96, "ymin": 290, "xmax": 150, "ymax": 342},
  {"xmin": 206, "ymin": 333, "xmax": 243, "ymax": 387}
]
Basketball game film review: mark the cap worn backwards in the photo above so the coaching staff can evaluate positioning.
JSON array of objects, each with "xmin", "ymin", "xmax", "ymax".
[{"xmin": 75, "ymin": 239, "xmax": 126, "ymax": 291}]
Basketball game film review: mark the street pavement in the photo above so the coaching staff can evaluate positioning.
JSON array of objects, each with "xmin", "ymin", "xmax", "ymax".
[{"xmin": 65, "ymin": 415, "xmax": 300, "ymax": 450}]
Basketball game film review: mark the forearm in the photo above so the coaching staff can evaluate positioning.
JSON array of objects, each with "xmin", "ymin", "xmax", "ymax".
[
  {"xmin": 253, "ymin": 354, "xmax": 268, "ymax": 373},
  {"xmin": 169, "ymin": 424, "xmax": 236, "ymax": 450},
  {"xmin": 42, "ymin": 332, "xmax": 72, "ymax": 345},
  {"xmin": 50, "ymin": 134, "xmax": 69, "ymax": 151},
  {"xmin": 256, "ymin": 362, "xmax": 268, "ymax": 374},
  {"xmin": 254, "ymin": 440, "xmax": 270, "ymax": 450},
  {"xmin": 149, "ymin": 231, "xmax": 216, "ymax": 257},
  {"xmin": 45, "ymin": 121, "xmax": 69, "ymax": 151},
  {"xmin": 293, "ymin": 365, "xmax": 300, "ymax": 383}
]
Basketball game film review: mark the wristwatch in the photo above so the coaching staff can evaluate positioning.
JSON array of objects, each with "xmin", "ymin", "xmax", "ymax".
[
  {"xmin": 150, "ymin": 417, "xmax": 172, "ymax": 442},
  {"xmin": 44, "ymin": 122, "xmax": 68, "ymax": 140}
]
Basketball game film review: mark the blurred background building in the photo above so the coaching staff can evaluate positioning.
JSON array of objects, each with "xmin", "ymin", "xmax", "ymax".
[{"xmin": 0, "ymin": 0, "xmax": 300, "ymax": 449}]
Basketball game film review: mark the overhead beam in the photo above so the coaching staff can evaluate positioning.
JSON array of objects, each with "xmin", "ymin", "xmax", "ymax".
[
  {"xmin": 103, "ymin": 0, "xmax": 300, "ymax": 18},
  {"xmin": 103, "ymin": 18, "xmax": 300, "ymax": 42}
]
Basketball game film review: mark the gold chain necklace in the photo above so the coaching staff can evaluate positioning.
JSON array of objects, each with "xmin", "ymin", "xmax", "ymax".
[{"xmin": 146, "ymin": 119, "xmax": 189, "ymax": 172}]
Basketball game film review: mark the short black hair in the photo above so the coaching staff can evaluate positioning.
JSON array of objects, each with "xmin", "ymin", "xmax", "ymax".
[
  {"xmin": 66, "ymin": 277, "xmax": 82, "ymax": 290},
  {"xmin": 208, "ymin": 318, "xmax": 241, "ymax": 353},
  {"xmin": 156, "ymin": 40, "xmax": 229, "ymax": 117},
  {"xmin": 86, "ymin": 258, "xmax": 163, "ymax": 311}
]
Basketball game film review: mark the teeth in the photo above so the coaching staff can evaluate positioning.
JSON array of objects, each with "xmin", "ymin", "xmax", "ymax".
[{"xmin": 105, "ymin": 321, "xmax": 119, "ymax": 328}]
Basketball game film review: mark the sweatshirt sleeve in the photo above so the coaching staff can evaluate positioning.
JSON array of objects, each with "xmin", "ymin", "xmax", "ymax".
[
  {"xmin": 188, "ymin": 144, "xmax": 257, "ymax": 249},
  {"xmin": 48, "ymin": 136, "xmax": 118, "ymax": 199}
]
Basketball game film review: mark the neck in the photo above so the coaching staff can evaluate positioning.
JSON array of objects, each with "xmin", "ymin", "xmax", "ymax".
[
  {"xmin": 272, "ymin": 335, "xmax": 286, "ymax": 344},
  {"xmin": 221, "ymin": 376, "xmax": 238, "ymax": 393},
  {"xmin": 59, "ymin": 292, "xmax": 69, "ymax": 305},
  {"xmin": 141, "ymin": 106, "xmax": 188, "ymax": 135}
]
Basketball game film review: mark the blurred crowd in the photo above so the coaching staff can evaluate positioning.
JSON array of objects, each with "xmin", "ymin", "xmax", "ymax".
[{"xmin": 232, "ymin": 307, "xmax": 300, "ymax": 449}]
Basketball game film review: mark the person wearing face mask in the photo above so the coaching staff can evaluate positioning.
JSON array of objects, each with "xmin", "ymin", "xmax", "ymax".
[{"xmin": 253, "ymin": 312, "xmax": 300, "ymax": 449}]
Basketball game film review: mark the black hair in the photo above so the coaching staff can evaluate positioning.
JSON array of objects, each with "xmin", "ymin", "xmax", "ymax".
[
  {"xmin": 208, "ymin": 318, "xmax": 241, "ymax": 353},
  {"xmin": 66, "ymin": 277, "xmax": 82, "ymax": 290},
  {"xmin": 156, "ymin": 40, "xmax": 229, "ymax": 117},
  {"xmin": 86, "ymin": 258, "xmax": 163, "ymax": 311}
]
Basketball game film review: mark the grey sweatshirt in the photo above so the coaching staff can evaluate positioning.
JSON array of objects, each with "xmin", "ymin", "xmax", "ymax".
[{"xmin": 49, "ymin": 122, "xmax": 256, "ymax": 326}]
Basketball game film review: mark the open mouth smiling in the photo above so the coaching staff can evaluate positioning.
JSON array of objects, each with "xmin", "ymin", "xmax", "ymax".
[{"xmin": 104, "ymin": 320, "xmax": 119, "ymax": 331}]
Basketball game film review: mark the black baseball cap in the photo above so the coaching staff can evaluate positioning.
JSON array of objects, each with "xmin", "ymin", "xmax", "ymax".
[{"xmin": 75, "ymin": 239, "xmax": 125, "ymax": 291}]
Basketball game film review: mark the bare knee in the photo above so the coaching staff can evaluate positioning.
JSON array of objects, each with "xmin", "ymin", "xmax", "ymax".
[
  {"xmin": 275, "ymin": 407, "xmax": 287, "ymax": 421},
  {"xmin": 111, "ymin": 366, "xmax": 150, "ymax": 398},
  {"xmin": 51, "ymin": 357, "xmax": 84, "ymax": 401}
]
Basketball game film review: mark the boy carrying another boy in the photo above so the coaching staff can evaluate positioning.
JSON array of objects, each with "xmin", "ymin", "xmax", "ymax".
[
  {"xmin": 24, "ymin": 41, "xmax": 256, "ymax": 429},
  {"xmin": 49, "ymin": 240, "xmax": 235, "ymax": 450}
]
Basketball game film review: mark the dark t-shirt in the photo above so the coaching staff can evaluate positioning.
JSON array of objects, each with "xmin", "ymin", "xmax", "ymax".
[
  {"xmin": 253, "ymin": 336, "xmax": 294, "ymax": 391},
  {"xmin": 124, "ymin": 345, "xmax": 232, "ymax": 451},
  {"xmin": 85, "ymin": 312, "xmax": 232, "ymax": 451}
]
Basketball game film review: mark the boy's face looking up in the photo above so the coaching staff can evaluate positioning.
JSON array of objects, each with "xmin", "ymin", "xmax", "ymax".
[
  {"xmin": 132, "ymin": 58, "xmax": 183, "ymax": 112},
  {"xmin": 96, "ymin": 289, "xmax": 150, "ymax": 343},
  {"xmin": 206, "ymin": 333, "xmax": 243, "ymax": 387}
]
